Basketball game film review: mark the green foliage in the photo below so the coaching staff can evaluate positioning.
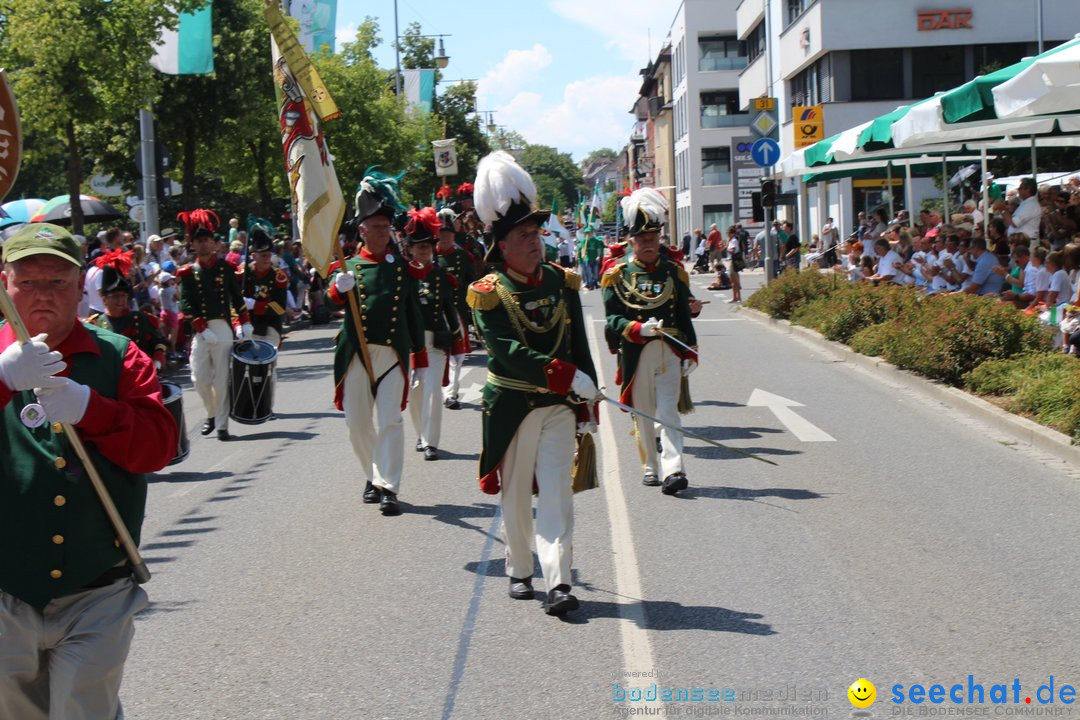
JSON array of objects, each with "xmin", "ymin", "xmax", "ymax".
[
  {"xmin": 790, "ymin": 284, "xmax": 921, "ymax": 343},
  {"xmin": 743, "ymin": 269, "xmax": 835, "ymax": 319},
  {"xmin": 580, "ymin": 148, "xmax": 618, "ymax": 169},
  {"xmin": 848, "ymin": 322, "xmax": 892, "ymax": 357},
  {"xmin": 602, "ymin": 192, "xmax": 619, "ymax": 224},
  {"xmin": 964, "ymin": 353, "xmax": 1080, "ymax": 442}
]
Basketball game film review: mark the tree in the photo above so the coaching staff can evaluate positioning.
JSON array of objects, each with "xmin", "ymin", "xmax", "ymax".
[
  {"xmin": 518, "ymin": 144, "xmax": 583, "ymax": 213},
  {"xmin": 0, "ymin": 0, "xmax": 199, "ymax": 233},
  {"xmin": 580, "ymin": 148, "xmax": 618, "ymax": 170}
]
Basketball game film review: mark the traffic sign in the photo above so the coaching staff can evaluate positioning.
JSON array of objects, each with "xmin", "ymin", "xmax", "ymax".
[
  {"xmin": 128, "ymin": 202, "xmax": 146, "ymax": 223},
  {"xmin": 750, "ymin": 97, "xmax": 778, "ymax": 141},
  {"xmin": 751, "ymin": 138, "xmax": 781, "ymax": 167},
  {"xmin": 792, "ymin": 105, "xmax": 824, "ymax": 149},
  {"xmin": 752, "ymin": 97, "xmax": 776, "ymax": 111}
]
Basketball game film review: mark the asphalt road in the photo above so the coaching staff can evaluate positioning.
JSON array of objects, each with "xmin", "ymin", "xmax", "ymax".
[{"xmin": 123, "ymin": 268, "xmax": 1080, "ymax": 720}]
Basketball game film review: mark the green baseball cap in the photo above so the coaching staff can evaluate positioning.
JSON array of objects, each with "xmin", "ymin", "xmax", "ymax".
[{"xmin": 2, "ymin": 223, "xmax": 83, "ymax": 267}]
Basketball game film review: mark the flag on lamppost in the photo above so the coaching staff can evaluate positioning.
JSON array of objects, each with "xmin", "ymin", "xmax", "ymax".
[
  {"xmin": 150, "ymin": 4, "xmax": 214, "ymax": 75},
  {"xmin": 265, "ymin": 6, "xmax": 345, "ymax": 278},
  {"xmin": 433, "ymin": 139, "xmax": 458, "ymax": 177}
]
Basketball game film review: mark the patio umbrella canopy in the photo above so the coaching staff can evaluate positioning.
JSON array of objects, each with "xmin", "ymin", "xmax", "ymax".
[
  {"xmin": 30, "ymin": 194, "xmax": 123, "ymax": 225},
  {"xmin": 0, "ymin": 198, "xmax": 46, "ymax": 228},
  {"xmin": 994, "ymin": 35, "xmax": 1080, "ymax": 119}
]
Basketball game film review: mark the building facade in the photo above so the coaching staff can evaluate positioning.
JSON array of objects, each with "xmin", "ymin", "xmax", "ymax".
[{"xmin": 736, "ymin": 0, "xmax": 1076, "ymax": 237}]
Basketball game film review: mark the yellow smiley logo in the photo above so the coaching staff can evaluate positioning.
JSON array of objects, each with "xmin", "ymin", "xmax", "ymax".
[{"xmin": 848, "ymin": 678, "xmax": 876, "ymax": 708}]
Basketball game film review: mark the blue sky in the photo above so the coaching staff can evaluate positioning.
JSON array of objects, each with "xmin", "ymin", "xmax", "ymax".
[{"xmin": 335, "ymin": 0, "xmax": 682, "ymax": 161}]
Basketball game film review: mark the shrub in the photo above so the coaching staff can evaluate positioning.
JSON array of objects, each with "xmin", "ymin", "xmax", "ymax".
[
  {"xmin": 849, "ymin": 322, "xmax": 893, "ymax": 357},
  {"xmin": 743, "ymin": 269, "xmax": 838, "ymax": 320},
  {"xmin": 791, "ymin": 283, "xmax": 922, "ymax": 343},
  {"xmin": 965, "ymin": 352, "xmax": 1080, "ymax": 442}
]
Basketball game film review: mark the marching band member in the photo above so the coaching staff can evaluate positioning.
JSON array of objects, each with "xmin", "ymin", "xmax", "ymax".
[
  {"xmin": 241, "ymin": 219, "xmax": 289, "ymax": 348},
  {"xmin": 86, "ymin": 249, "xmax": 168, "ymax": 372},
  {"xmin": 404, "ymin": 207, "xmax": 463, "ymax": 461},
  {"xmin": 326, "ymin": 169, "xmax": 427, "ymax": 516},
  {"xmin": 435, "ymin": 207, "xmax": 475, "ymax": 409},
  {"xmin": 468, "ymin": 151, "xmax": 599, "ymax": 616},
  {"xmin": 601, "ymin": 188, "xmax": 698, "ymax": 496},
  {"xmin": 177, "ymin": 209, "xmax": 251, "ymax": 441},
  {"xmin": 0, "ymin": 224, "xmax": 177, "ymax": 720}
]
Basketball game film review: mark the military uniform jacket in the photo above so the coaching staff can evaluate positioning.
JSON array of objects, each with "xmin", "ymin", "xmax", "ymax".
[
  {"xmin": 467, "ymin": 263, "xmax": 597, "ymax": 493},
  {"xmin": 86, "ymin": 310, "xmax": 168, "ymax": 366},
  {"xmin": 326, "ymin": 248, "xmax": 427, "ymax": 410},
  {"xmin": 408, "ymin": 261, "xmax": 462, "ymax": 346},
  {"xmin": 436, "ymin": 245, "xmax": 477, "ymax": 320},
  {"xmin": 177, "ymin": 255, "xmax": 249, "ymax": 332},
  {"xmin": 601, "ymin": 258, "xmax": 697, "ymax": 406},
  {"xmin": 0, "ymin": 322, "xmax": 177, "ymax": 609},
  {"xmin": 242, "ymin": 265, "xmax": 289, "ymax": 336}
]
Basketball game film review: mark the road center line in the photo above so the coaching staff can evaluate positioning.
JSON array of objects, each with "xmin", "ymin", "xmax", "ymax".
[{"xmin": 585, "ymin": 308, "xmax": 657, "ymax": 682}]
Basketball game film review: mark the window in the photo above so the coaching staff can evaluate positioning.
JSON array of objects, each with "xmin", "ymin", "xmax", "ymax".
[
  {"xmin": 850, "ymin": 50, "xmax": 904, "ymax": 101},
  {"xmin": 912, "ymin": 46, "xmax": 965, "ymax": 98},
  {"xmin": 789, "ymin": 55, "xmax": 832, "ymax": 109},
  {"xmin": 702, "ymin": 147, "xmax": 731, "ymax": 186},
  {"xmin": 785, "ymin": 0, "xmax": 813, "ymax": 27},
  {"xmin": 676, "ymin": 149, "xmax": 689, "ymax": 193},
  {"xmin": 975, "ymin": 43, "xmax": 1026, "ymax": 73},
  {"xmin": 674, "ymin": 39, "xmax": 685, "ymax": 84},
  {"xmin": 703, "ymin": 205, "xmax": 733, "ymax": 234},
  {"xmin": 698, "ymin": 35, "xmax": 746, "ymax": 72},
  {"xmin": 700, "ymin": 91, "xmax": 750, "ymax": 128},
  {"xmin": 746, "ymin": 21, "xmax": 766, "ymax": 64}
]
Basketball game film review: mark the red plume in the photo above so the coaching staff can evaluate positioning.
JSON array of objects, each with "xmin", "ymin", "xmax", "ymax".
[
  {"xmin": 405, "ymin": 207, "xmax": 442, "ymax": 238},
  {"xmin": 456, "ymin": 182, "xmax": 474, "ymax": 197},
  {"xmin": 436, "ymin": 184, "xmax": 453, "ymax": 200},
  {"xmin": 177, "ymin": 208, "xmax": 221, "ymax": 237},
  {"xmin": 95, "ymin": 248, "xmax": 134, "ymax": 275}
]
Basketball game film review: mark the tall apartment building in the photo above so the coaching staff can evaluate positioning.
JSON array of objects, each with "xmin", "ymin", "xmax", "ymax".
[{"xmin": 735, "ymin": 0, "xmax": 1076, "ymax": 235}]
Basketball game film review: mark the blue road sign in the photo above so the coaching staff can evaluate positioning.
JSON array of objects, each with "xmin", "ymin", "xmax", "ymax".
[{"xmin": 750, "ymin": 138, "xmax": 781, "ymax": 168}]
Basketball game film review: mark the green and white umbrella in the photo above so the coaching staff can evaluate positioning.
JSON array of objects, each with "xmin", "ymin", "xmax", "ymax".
[{"xmin": 994, "ymin": 35, "xmax": 1080, "ymax": 119}]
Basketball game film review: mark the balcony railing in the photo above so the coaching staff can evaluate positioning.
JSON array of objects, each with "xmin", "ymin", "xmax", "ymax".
[
  {"xmin": 699, "ymin": 56, "xmax": 748, "ymax": 72},
  {"xmin": 701, "ymin": 113, "xmax": 752, "ymax": 129}
]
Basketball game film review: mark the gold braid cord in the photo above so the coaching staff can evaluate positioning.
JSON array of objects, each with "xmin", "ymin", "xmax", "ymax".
[
  {"xmin": 613, "ymin": 270, "xmax": 675, "ymax": 312},
  {"xmin": 494, "ymin": 278, "xmax": 568, "ymax": 353}
]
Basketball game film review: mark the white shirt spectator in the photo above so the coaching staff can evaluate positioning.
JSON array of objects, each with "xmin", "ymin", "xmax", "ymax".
[
  {"xmin": 1022, "ymin": 264, "xmax": 1039, "ymax": 295},
  {"xmin": 160, "ymin": 284, "xmax": 180, "ymax": 314},
  {"xmin": 83, "ymin": 264, "xmax": 105, "ymax": 314},
  {"xmin": 876, "ymin": 249, "xmax": 905, "ymax": 284},
  {"xmin": 1008, "ymin": 195, "xmax": 1041, "ymax": 241},
  {"xmin": 910, "ymin": 251, "xmax": 932, "ymax": 287},
  {"xmin": 1048, "ymin": 269, "xmax": 1071, "ymax": 303},
  {"xmin": 1034, "ymin": 266, "xmax": 1051, "ymax": 294}
]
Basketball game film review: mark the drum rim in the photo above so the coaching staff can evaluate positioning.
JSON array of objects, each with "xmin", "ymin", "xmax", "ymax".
[{"xmin": 231, "ymin": 339, "xmax": 278, "ymax": 366}]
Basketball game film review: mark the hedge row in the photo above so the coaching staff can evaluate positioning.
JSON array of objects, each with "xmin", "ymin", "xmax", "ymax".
[{"xmin": 745, "ymin": 271, "xmax": 1076, "ymax": 440}]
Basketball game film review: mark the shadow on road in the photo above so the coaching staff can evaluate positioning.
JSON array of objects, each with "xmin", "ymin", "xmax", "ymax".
[
  {"xmin": 563, "ymin": 599, "xmax": 776, "ymax": 634},
  {"xmin": 275, "ymin": 365, "xmax": 334, "ymax": 382},
  {"xmin": 148, "ymin": 470, "xmax": 231, "ymax": 484},
  {"xmin": 136, "ymin": 600, "xmax": 197, "ymax": 619},
  {"xmin": 432, "ymin": 449, "xmax": 481, "ymax": 461},
  {"xmin": 408, "ymin": 502, "xmax": 500, "ymax": 541},
  {"xmin": 231, "ymin": 430, "xmax": 318, "ymax": 442},
  {"xmin": 692, "ymin": 400, "xmax": 746, "ymax": 408},
  {"xmin": 269, "ymin": 410, "xmax": 339, "ymax": 420}
]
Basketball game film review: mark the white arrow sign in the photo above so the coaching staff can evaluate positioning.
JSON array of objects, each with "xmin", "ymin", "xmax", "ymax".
[{"xmin": 747, "ymin": 389, "xmax": 835, "ymax": 442}]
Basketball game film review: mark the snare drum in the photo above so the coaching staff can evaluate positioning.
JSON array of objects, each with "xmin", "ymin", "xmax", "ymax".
[
  {"xmin": 160, "ymin": 381, "xmax": 189, "ymax": 465},
  {"xmin": 229, "ymin": 339, "xmax": 277, "ymax": 425}
]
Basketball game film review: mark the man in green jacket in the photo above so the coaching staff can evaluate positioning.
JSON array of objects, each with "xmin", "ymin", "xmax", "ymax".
[
  {"xmin": 0, "ymin": 223, "xmax": 177, "ymax": 720},
  {"xmin": 468, "ymin": 151, "xmax": 599, "ymax": 616}
]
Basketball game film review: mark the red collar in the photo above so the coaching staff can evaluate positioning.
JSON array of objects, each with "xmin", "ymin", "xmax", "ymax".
[
  {"xmin": 631, "ymin": 258, "xmax": 658, "ymax": 272},
  {"xmin": 407, "ymin": 261, "xmax": 433, "ymax": 279},
  {"xmin": 504, "ymin": 263, "xmax": 543, "ymax": 288},
  {"xmin": 252, "ymin": 266, "xmax": 273, "ymax": 278},
  {"xmin": 359, "ymin": 247, "xmax": 388, "ymax": 263},
  {"xmin": 0, "ymin": 321, "xmax": 101, "ymax": 362},
  {"xmin": 435, "ymin": 244, "xmax": 457, "ymax": 256},
  {"xmin": 197, "ymin": 255, "xmax": 218, "ymax": 270}
]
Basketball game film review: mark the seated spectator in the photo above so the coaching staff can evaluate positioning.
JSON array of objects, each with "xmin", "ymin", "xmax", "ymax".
[
  {"xmin": 870, "ymin": 238, "xmax": 906, "ymax": 285},
  {"xmin": 908, "ymin": 235, "xmax": 935, "ymax": 290},
  {"xmin": 1029, "ymin": 246, "xmax": 1051, "ymax": 306},
  {"xmin": 960, "ymin": 237, "xmax": 1004, "ymax": 296},
  {"xmin": 1044, "ymin": 250, "xmax": 1070, "ymax": 305},
  {"xmin": 859, "ymin": 255, "xmax": 876, "ymax": 281},
  {"xmin": 996, "ymin": 244, "xmax": 1034, "ymax": 307},
  {"xmin": 226, "ymin": 239, "xmax": 244, "ymax": 266}
]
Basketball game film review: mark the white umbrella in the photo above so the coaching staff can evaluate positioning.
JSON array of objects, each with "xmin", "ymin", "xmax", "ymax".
[{"xmin": 994, "ymin": 37, "xmax": 1080, "ymax": 119}]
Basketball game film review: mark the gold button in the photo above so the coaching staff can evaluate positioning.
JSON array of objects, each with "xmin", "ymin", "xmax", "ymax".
[
  {"xmin": 54, "ymin": 457, "xmax": 67, "ymax": 469},
  {"xmin": 52, "ymin": 422, "xmax": 63, "ymax": 433},
  {"xmin": 546, "ymin": 368, "xmax": 553, "ymax": 374},
  {"xmin": 50, "ymin": 569, "xmax": 62, "ymax": 580},
  {"xmin": 54, "ymin": 495, "xmax": 66, "ymax": 507},
  {"xmin": 392, "ymin": 306, "xmax": 397, "ymax": 311},
  {"xmin": 394, "ymin": 295, "xmax": 399, "ymax": 301},
  {"xmin": 52, "ymin": 535, "xmax": 64, "ymax": 545}
]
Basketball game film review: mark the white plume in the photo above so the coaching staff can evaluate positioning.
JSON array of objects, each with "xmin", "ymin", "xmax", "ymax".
[
  {"xmin": 621, "ymin": 188, "xmax": 668, "ymax": 228},
  {"xmin": 474, "ymin": 151, "xmax": 537, "ymax": 225}
]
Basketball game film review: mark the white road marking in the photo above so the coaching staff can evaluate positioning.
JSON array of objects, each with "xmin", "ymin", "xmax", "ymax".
[
  {"xmin": 585, "ymin": 309, "xmax": 658, "ymax": 686},
  {"xmin": 747, "ymin": 388, "xmax": 836, "ymax": 442}
]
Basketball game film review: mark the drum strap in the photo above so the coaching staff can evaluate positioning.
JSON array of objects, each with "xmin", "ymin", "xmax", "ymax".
[{"xmin": 372, "ymin": 361, "xmax": 401, "ymax": 397}]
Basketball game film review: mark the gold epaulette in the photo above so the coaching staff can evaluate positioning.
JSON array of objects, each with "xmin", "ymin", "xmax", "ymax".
[
  {"xmin": 600, "ymin": 263, "xmax": 625, "ymax": 288},
  {"xmin": 466, "ymin": 274, "xmax": 500, "ymax": 311},
  {"xmin": 563, "ymin": 267, "xmax": 582, "ymax": 291},
  {"xmin": 676, "ymin": 265, "xmax": 690, "ymax": 287}
]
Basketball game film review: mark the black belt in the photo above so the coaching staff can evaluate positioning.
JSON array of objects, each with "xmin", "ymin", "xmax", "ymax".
[{"xmin": 81, "ymin": 565, "xmax": 132, "ymax": 590}]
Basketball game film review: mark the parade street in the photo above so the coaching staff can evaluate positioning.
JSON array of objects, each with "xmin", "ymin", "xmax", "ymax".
[{"xmin": 124, "ymin": 273, "xmax": 1080, "ymax": 720}]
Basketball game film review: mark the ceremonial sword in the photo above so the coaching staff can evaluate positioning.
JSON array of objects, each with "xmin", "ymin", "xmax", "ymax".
[{"xmin": 597, "ymin": 393, "xmax": 778, "ymax": 466}]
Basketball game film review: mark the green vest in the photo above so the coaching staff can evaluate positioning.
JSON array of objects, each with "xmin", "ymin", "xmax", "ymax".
[
  {"xmin": 436, "ymin": 246, "xmax": 477, "ymax": 318},
  {"xmin": 0, "ymin": 324, "xmax": 146, "ymax": 609},
  {"xmin": 87, "ymin": 311, "xmax": 167, "ymax": 360},
  {"xmin": 178, "ymin": 257, "xmax": 245, "ymax": 323},
  {"xmin": 243, "ymin": 266, "xmax": 289, "ymax": 335}
]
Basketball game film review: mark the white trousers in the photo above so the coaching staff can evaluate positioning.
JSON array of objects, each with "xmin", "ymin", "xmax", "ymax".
[
  {"xmin": 0, "ymin": 578, "xmax": 148, "ymax": 720},
  {"xmin": 408, "ymin": 331, "xmax": 447, "ymax": 449},
  {"xmin": 443, "ymin": 352, "xmax": 464, "ymax": 402},
  {"xmin": 190, "ymin": 318, "xmax": 233, "ymax": 430},
  {"xmin": 342, "ymin": 346, "xmax": 405, "ymax": 493},
  {"xmin": 632, "ymin": 340, "xmax": 684, "ymax": 479},
  {"xmin": 500, "ymin": 404, "xmax": 575, "ymax": 589}
]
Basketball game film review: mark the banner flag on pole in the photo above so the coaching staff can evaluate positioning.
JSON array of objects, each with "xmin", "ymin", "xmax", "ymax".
[
  {"xmin": 265, "ymin": 1, "xmax": 340, "ymax": 122},
  {"xmin": 402, "ymin": 69, "xmax": 436, "ymax": 113},
  {"xmin": 432, "ymin": 138, "xmax": 458, "ymax": 177},
  {"xmin": 268, "ymin": 31, "xmax": 344, "ymax": 277},
  {"xmin": 150, "ymin": 4, "xmax": 214, "ymax": 75},
  {"xmin": 289, "ymin": 0, "xmax": 338, "ymax": 54}
]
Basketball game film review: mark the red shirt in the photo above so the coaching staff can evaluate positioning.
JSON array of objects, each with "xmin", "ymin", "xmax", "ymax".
[
  {"xmin": 707, "ymin": 229, "xmax": 724, "ymax": 250},
  {"xmin": 0, "ymin": 322, "xmax": 177, "ymax": 474}
]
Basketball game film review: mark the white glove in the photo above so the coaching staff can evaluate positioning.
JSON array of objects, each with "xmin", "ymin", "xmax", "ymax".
[
  {"xmin": 200, "ymin": 328, "xmax": 220, "ymax": 346},
  {"xmin": 570, "ymin": 369, "xmax": 598, "ymax": 401},
  {"xmin": 640, "ymin": 317, "xmax": 664, "ymax": 337},
  {"xmin": 681, "ymin": 359, "xmax": 698, "ymax": 377},
  {"xmin": 154, "ymin": 359, "xmax": 163, "ymax": 372},
  {"xmin": 577, "ymin": 421, "xmax": 597, "ymax": 434},
  {"xmin": 235, "ymin": 322, "xmax": 254, "ymax": 341},
  {"xmin": 334, "ymin": 271, "xmax": 356, "ymax": 293},
  {"xmin": 0, "ymin": 333, "xmax": 66, "ymax": 392},
  {"xmin": 244, "ymin": 297, "xmax": 256, "ymax": 310},
  {"xmin": 34, "ymin": 377, "xmax": 91, "ymax": 425}
]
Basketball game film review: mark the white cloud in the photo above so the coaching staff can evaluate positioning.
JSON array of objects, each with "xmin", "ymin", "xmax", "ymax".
[
  {"xmin": 495, "ymin": 74, "xmax": 641, "ymax": 160},
  {"xmin": 476, "ymin": 44, "xmax": 554, "ymax": 104},
  {"xmin": 335, "ymin": 23, "xmax": 356, "ymax": 50},
  {"xmin": 548, "ymin": 0, "xmax": 681, "ymax": 63}
]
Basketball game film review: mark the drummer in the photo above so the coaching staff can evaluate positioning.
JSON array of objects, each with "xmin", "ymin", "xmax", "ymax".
[
  {"xmin": 241, "ymin": 219, "xmax": 289, "ymax": 348},
  {"xmin": 86, "ymin": 249, "xmax": 169, "ymax": 372}
]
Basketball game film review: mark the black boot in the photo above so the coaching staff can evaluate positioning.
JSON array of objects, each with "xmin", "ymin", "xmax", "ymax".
[
  {"xmin": 379, "ymin": 490, "xmax": 401, "ymax": 516},
  {"xmin": 508, "ymin": 577, "xmax": 534, "ymax": 600},
  {"xmin": 362, "ymin": 481, "xmax": 381, "ymax": 504},
  {"xmin": 544, "ymin": 584, "xmax": 580, "ymax": 615},
  {"xmin": 661, "ymin": 472, "xmax": 688, "ymax": 496},
  {"xmin": 200, "ymin": 418, "xmax": 215, "ymax": 436}
]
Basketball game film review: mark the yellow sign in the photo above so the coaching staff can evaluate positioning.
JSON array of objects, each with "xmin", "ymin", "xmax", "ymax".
[
  {"xmin": 792, "ymin": 105, "xmax": 824, "ymax": 148},
  {"xmin": 752, "ymin": 97, "xmax": 777, "ymax": 111},
  {"xmin": 853, "ymin": 178, "xmax": 903, "ymax": 188}
]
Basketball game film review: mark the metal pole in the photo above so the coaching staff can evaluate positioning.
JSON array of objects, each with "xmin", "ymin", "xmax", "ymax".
[
  {"xmin": 886, "ymin": 162, "xmax": 894, "ymax": 219},
  {"xmin": 138, "ymin": 107, "xmax": 159, "ymax": 238},
  {"xmin": 394, "ymin": 0, "xmax": 402, "ymax": 97},
  {"xmin": 941, "ymin": 156, "xmax": 949, "ymax": 225},
  {"xmin": 1036, "ymin": 0, "xmax": 1044, "ymax": 53},
  {"xmin": 764, "ymin": 205, "xmax": 774, "ymax": 284},
  {"xmin": 980, "ymin": 145, "xmax": 989, "ymax": 238},
  {"xmin": 1030, "ymin": 135, "xmax": 1038, "ymax": 177},
  {"xmin": 904, "ymin": 161, "xmax": 914, "ymax": 228}
]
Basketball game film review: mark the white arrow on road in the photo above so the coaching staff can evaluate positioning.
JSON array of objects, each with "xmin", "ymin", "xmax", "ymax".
[{"xmin": 747, "ymin": 389, "xmax": 835, "ymax": 442}]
